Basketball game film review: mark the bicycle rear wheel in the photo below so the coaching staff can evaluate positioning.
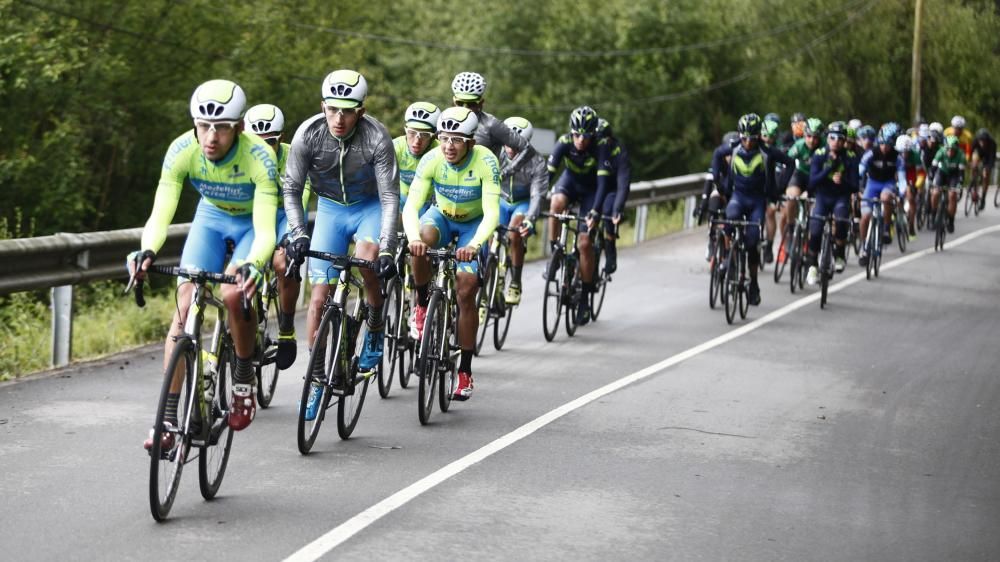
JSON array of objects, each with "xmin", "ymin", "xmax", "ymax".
[
  {"xmin": 474, "ymin": 254, "xmax": 497, "ymax": 356},
  {"xmin": 493, "ymin": 255, "xmax": 514, "ymax": 350},
  {"xmin": 297, "ymin": 306, "xmax": 338, "ymax": 455},
  {"xmin": 773, "ymin": 227, "xmax": 789, "ymax": 283},
  {"xmin": 379, "ymin": 278, "xmax": 402, "ymax": 398},
  {"xmin": 541, "ymin": 252, "xmax": 563, "ymax": 342},
  {"xmin": 964, "ymin": 188, "xmax": 973, "ymax": 217},
  {"xmin": 417, "ymin": 293, "xmax": 444, "ymax": 425},
  {"xmin": 256, "ymin": 277, "xmax": 279, "ymax": 408},
  {"xmin": 199, "ymin": 334, "xmax": 234, "ymax": 500},
  {"xmin": 337, "ymin": 313, "xmax": 371, "ymax": 439},
  {"xmin": 724, "ymin": 251, "xmax": 738, "ymax": 325},
  {"xmin": 149, "ymin": 339, "xmax": 195, "ymax": 521},
  {"xmin": 709, "ymin": 240, "xmax": 722, "ymax": 309}
]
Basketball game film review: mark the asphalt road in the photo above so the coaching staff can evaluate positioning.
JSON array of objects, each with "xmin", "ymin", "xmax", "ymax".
[{"xmin": 2, "ymin": 207, "xmax": 999, "ymax": 561}]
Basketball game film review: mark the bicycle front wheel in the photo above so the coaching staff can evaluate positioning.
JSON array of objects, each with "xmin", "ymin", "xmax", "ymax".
[
  {"xmin": 149, "ymin": 338, "xmax": 195, "ymax": 521},
  {"xmin": 709, "ymin": 240, "xmax": 722, "ymax": 309},
  {"xmin": 256, "ymin": 277, "xmax": 279, "ymax": 408},
  {"xmin": 590, "ymin": 237, "xmax": 608, "ymax": 321},
  {"xmin": 738, "ymin": 252, "xmax": 749, "ymax": 320},
  {"xmin": 964, "ymin": 188, "xmax": 973, "ymax": 217},
  {"xmin": 564, "ymin": 256, "xmax": 580, "ymax": 337},
  {"xmin": 474, "ymin": 254, "xmax": 497, "ymax": 356},
  {"xmin": 789, "ymin": 229, "xmax": 802, "ymax": 294},
  {"xmin": 896, "ymin": 213, "xmax": 908, "ymax": 253},
  {"xmin": 773, "ymin": 227, "xmax": 789, "ymax": 283},
  {"xmin": 724, "ymin": 251, "xmax": 738, "ymax": 325},
  {"xmin": 820, "ymin": 234, "xmax": 831, "ymax": 309},
  {"xmin": 417, "ymin": 293, "xmax": 446, "ymax": 424},
  {"xmin": 337, "ymin": 314, "xmax": 371, "ymax": 440},
  {"xmin": 494, "ymin": 256, "xmax": 515, "ymax": 350},
  {"xmin": 297, "ymin": 306, "xmax": 338, "ymax": 454},
  {"xmin": 541, "ymin": 252, "xmax": 563, "ymax": 342},
  {"xmin": 199, "ymin": 334, "xmax": 234, "ymax": 500},
  {"xmin": 379, "ymin": 278, "xmax": 402, "ymax": 398}
]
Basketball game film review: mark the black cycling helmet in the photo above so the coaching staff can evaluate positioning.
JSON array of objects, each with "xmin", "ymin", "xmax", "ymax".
[
  {"xmin": 569, "ymin": 106, "xmax": 598, "ymax": 136},
  {"xmin": 791, "ymin": 112, "xmax": 806, "ymax": 123},
  {"xmin": 595, "ymin": 118, "xmax": 612, "ymax": 139},
  {"xmin": 722, "ymin": 131, "xmax": 740, "ymax": 146},
  {"xmin": 827, "ymin": 121, "xmax": 848, "ymax": 137},
  {"xmin": 737, "ymin": 113, "xmax": 763, "ymax": 137},
  {"xmin": 975, "ymin": 128, "xmax": 992, "ymax": 141}
]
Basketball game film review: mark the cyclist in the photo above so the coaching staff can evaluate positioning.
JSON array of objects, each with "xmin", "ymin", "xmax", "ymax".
[
  {"xmin": 944, "ymin": 115, "xmax": 974, "ymax": 162},
  {"xmin": 806, "ymin": 121, "xmax": 857, "ymax": 285},
  {"xmin": 451, "ymin": 71, "xmax": 528, "ymax": 158},
  {"xmin": 697, "ymin": 131, "xmax": 739, "ymax": 230},
  {"xmin": 546, "ymin": 105, "xmax": 612, "ymax": 325},
  {"xmin": 896, "ymin": 133, "xmax": 922, "ymax": 238},
  {"xmin": 395, "ymin": 102, "xmax": 442, "ymax": 214},
  {"xmin": 761, "ymin": 118, "xmax": 785, "ymax": 263},
  {"xmin": 243, "ymin": 103, "xmax": 313, "ymax": 370},
  {"xmin": 790, "ymin": 112, "xmax": 807, "ymax": 142},
  {"xmin": 498, "ymin": 116, "xmax": 547, "ymax": 305},
  {"xmin": 930, "ymin": 135, "xmax": 967, "ymax": 233},
  {"xmin": 594, "ymin": 117, "xmax": 631, "ymax": 274},
  {"xmin": 404, "ymin": 106, "xmax": 502, "ymax": 401},
  {"xmin": 779, "ymin": 117, "xmax": 823, "ymax": 259},
  {"xmin": 723, "ymin": 113, "xmax": 794, "ymax": 305},
  {"xmin": 857, "ymin": 123, "xmax": 906, "ymax": 265},
  {"xmin": 282, "ymin": 70, "xmax": 399, "ymax": 421},
  {"xmin": 129, "ymin": 79, "xmax": 279, "ymax": 440},
  {"xmin": 971, "ymin": 128, "xmax": 996, "ymax": 210}
]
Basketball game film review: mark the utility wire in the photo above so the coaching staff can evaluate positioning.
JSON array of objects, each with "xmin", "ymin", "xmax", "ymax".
[{"xmin": 290, "ymin": 0, "xmax": 868, "ymax": 59}]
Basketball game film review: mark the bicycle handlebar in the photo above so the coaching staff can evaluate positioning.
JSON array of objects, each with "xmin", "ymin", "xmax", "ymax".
[
  {"xmin": 125, "ymin": 264, "xmax": 246, "ymax": 319},
  {"xmin": 301, "ymin": 250, "xmax": 376, "ymax": 272}
]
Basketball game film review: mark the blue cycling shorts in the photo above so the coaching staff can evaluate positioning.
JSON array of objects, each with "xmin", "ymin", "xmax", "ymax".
[
  {"xmin": 309, "ymin": 196, "xmax": 382, "ymax": 284},
  {"xmin": 420, "ymin": 206, "xmax": 482, "ymax": 275},
  {"xmin": 179, "ymin": 200, "xmax": 255, "ymax": 276},
  {"xmin": 861, "ymin": 179, "xmax": 899, "ymax": 214},
  {"xmin": 500, "ymin": 199, "xmax": 530, "ymax": 227}
]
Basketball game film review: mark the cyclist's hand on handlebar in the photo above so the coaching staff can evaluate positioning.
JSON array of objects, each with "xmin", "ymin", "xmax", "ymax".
[
  {"xmin": 455, "ymin": 246, "xmax": 478, "ymax": 262},
  {"xmin": 519, "ymin": 220, "xmax": 535, "ymax": 237},
  {"xmin": 376, "ymin": 252, "xmax": 397, "ymax": 280},
  {"xmin": 126, "ymin": 250, "xmax": 156, "ymax": 281},
  {"xmin": 612, "ymin": 213, "xmax": 622, "ymax": 225},
  {"xmin": 237, "ymin": 263, "xmax": 262, "ymax": 299},
  {"xmin": 409, "ymin": 239, "xmax": 428, "ymax": 257},
  {"xmin": 586, "ymin": 209, "xmax": 599, "ymax": 230},
  {"xmin": 832, "ymin": 172, "xmax": 842, "ymax": 184},
  {"xmin": 285, "ymin": 235, "xmax": 310, "ymax": 265}
]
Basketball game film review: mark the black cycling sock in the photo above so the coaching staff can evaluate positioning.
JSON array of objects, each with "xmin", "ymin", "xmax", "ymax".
[
  {"xmin": 582, "ymin": 282, "xmax": 595, "ymax": 296},
  {"xmin": 278, "ymin": 311, "xmax": 295, "ymax": 334},
  {"xmin": 165, "ymin": 393, "xmax": 179, "ymax": 425},
  {"xmin": 416, "ymin": 283, "xmax": 429, "ymax": 307},
  {"xmin": 748, "ymin": 249, "xmax": 760, "ymax": 271},
  {"xmin": 459, "ymin": 349, "xmax": 473, "ymax": 373},
  {"xmin": 234, "ymin": 354, "xmax": 254, "ymax": 385},
  {"xmin": 367, "ymin": 304, "xmax": 384, "ymax": 332},
  {"xmin": 512, "ymin": 265, "xmax": 522, "ymax": 285}
]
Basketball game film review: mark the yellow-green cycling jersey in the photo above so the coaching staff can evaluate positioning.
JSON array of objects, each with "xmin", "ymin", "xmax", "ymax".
[
  {"xmin": 403, "ymin": 145, "xmax": 502, "ymax": 249},
  {"xmin": 393, "ymin": 136, "xmax": 439, "ymax": 199},
  {"xmin": 141, "ymin": 130, "xmax": 279, "ymax": 269},
  {"xmin": 276, "ymin": 141, "xmax": 311, "ymax": 214}
]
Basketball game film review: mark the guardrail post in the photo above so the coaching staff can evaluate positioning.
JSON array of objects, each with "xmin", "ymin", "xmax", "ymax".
[
  {"xmin": 51, "ymin": 285, "xmax": 73, "ymax": 367},
  {"xmin": 683, "ymin": 195, "xmax": 697, "ymax": 230},
  {"xmin": 634, "ymin": 205, "xmax": 649, "ymax": 244}
]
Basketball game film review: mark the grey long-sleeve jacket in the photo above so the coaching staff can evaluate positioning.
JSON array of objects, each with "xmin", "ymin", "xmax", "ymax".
[
  {"xmin": 283, "ymin": 113, "xmax": 399, "ymax": 253},
  {"xmin": 475, "ymin": 110, "xmax": 528, "ymax": 158},
  {"xmin": 498, "ymin": 146, "xmax": 547, "ymax": 222}
]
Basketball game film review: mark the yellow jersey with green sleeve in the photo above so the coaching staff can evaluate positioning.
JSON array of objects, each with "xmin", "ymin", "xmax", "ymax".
[
  {"xmin": 276, "ymin": 141, "xmax": 311, "ymax": 214},
  {"xmin": 393, "ymin": 136, "xmax": 440, "ymax": 200},
  {"xmin": 403, "ymin": 145, "xmax": 501, "ymax": 249},
  {"xmin": 141, "ymin": 130, "xmax": 279, "ymax": 269}
]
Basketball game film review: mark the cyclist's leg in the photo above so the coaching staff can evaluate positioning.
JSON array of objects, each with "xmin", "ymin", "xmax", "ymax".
[
  {"xmin": 600, "ymin": 190, "xmax": 619, "ymax": 272},
  {"xmin": 505, "ymin": 200, "xmax": 529, "ymax": 284},
  {"xmin": 833, "ymin": 194, "xmax": 851, "ymax": 268},
  {"xmin": 306, "ymin": 198, "xmax": 353, "ymax": 351},
  {"xmin": 859, "ymin": 179, "xmax": 883, "ymax": 250},
  {"xmin": 549, "ymin": 171, "xmax": 577, "ymax": 246},
  {"xmin": 808, "ymin": 192, "xmax": 831, "ymax": 266},
  {"xmin": 904, "ymin": 180, "xmax": 917, "ymax": 235},
  {"xmin": 946, "ymin": 176, "xmax": 959, "ymax": 230},
  {"xmin": 577, "ymin": 189, "xmax": 597, "ymax": 285},
  {"xmin": 454, "ymin": 217, "xmax": 482, "ymax": 399},
  {"xmin": 272, "ymin": 209, "xmax": 301, "ymax": 369},
  {"xmin": 879, "ymin": 186, "xmax": 895, "ymax": 239}
]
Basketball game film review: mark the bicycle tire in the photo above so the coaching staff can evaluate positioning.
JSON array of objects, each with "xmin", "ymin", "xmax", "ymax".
[
  {"xmin": 724, "ymin": 250, "xmax": 738, "ymax": 325},
  {"xmin": 149, "ymin": 339, "xmax": 195, "ymax": 521},
  {"xmin": 964, "ymin": 188, "xmax": 972, "ymax": 217},
  {"xmin": 493, "ymin": 255, "xmax": 514, "ymax": 350},
  {"xmin": 336, "ymin": 312, "xmax": 371, "ymax": 439},
  {"xmin": 398, "ymin": 283, "xmax": 414, "ymax": 389},
  {"xmin": 896, "ymin": 212, "xmax": 907, "ymax": 253},
  {"xmin": 256, "ymin": 277, "xmax": 279, "ymax": 408},
  {"xmin": 709, "ymin": 241, "xmax": 721, "ymax": 309},
  {"xmin": 379, "ymin": 278, "xmax": 402, "ymax": 399},
  {"xmin": 541, "ymin": 252, "xmax": 563, "ymax": 342},
  {"xmin": 934, "ymin": 204, "xmax": 946, "ymax": 251},
  {"xmin": 474, "ymin": 254, "xmax": 497, "ymax": 356},
  {"xmin": 994, "ymin": 183, "xmax": 1000, "ymax": 208},
  {"xmin": 297, "ymin": 306, "xmax": 338, "ymax": 455},
  {"xmin": 417, "ymin": 292, "xmax": 444, "ymax": 425},
  {"xmin": 820, "ymin": 231, "xmax": 831, "ymax": 309},
  {"xmin": 789, "ymin": 228, "xmax": 801, "ymax": 294},
  {"xmin": 773, "ymin": 227, "xmax": 789, "ymax": 283},
  {"xmin": 564, "ymin": 255, "xmax": 580, "ymax": 337},
  {"xmin": 590, "ymin": 235, "xmax": 608, "ymax": 321},
  {"xmin": 198, "ymin": 334, "xmax": 234, "ymax": 500},
  {"xmin": 737, "ymin": 249, "xmax": 748, "ymax": 320},
  {"xmin": 439, "ymin": 296, "xmax": 459, "ymax": 413},
  {"xmin": 873, "ymin": 220, "xmax": 882, "ymax": 278},
  {"xmin": 972, "ymin": 186, "xmax": 981, "ymax": 217},
  {"xmin": 850, "ymin": 218, "xmax": 861, "ymax": 257}
]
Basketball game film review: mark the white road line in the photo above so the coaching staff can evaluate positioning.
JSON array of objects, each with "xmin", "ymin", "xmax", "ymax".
[{"xmin": 284, "ymin": 224, "xmax": 1000, "ymax": 562}]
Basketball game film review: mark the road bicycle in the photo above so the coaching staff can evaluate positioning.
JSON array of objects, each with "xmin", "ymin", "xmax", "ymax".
[
  {"xmin": 810, "ymin": 213, "xmax": 852, "ymax": 309},
  {"xmin": 714, "ymin": 217, "xmax": 761, "ymax": 325},
  {"xmin": 296, "ymin": 252, "xmax": 380, "ymax": 453},
  {"xmin": 539, "ymin": 211, "xmax": 586, "ymax": 341},
  {"xmin": 415, "ymin": 248, "xmax": 462, "ymax": 425},
  {"xmin": 380, "ymin": 232, "xmax": 415, "ymax": 397}
]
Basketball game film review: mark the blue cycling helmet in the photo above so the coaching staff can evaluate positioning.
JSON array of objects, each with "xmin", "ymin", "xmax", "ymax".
[
  {"xmin": 857, "ymin": 125, "xmax": 876, "ymax": 140},
  {"xmin": 877, "ymin": 123, "xmax": 899, "ymax": 145}
]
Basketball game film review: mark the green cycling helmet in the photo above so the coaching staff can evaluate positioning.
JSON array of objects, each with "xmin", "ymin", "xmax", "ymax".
[
  {"xmin": 804, "ymin": 118, "xmax": 824, "ymax": 136},
  {"xmin": 762, "ymin": 119, "xmax": 779, "ymax": 137},
  {"xmin": 944, "ymin": 135, "xmax": 959, "ymax": 149}
]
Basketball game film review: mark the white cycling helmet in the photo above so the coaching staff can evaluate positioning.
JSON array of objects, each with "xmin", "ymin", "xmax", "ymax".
[
  {"xmin": 929, "ymin": 121, "xmax": 944, "ymax": 134},
  {"xmin": 894, "ymin": 134, "xmax": 913, "ymax": 153},
  {"xmin": 404, "ymin": 101, "xmax": 441, "ymax": 131},
  {"xmin": 437, "ymin": 106, "xmax": 479, "ymax": 137},
  {"xmin": 950, "ymin": 115, "xmax": 966, "ymax": 129},
  {"xmin": 451, "ymin": 71, "xmax": 487, "ymax": 102},
  {"xmin": 503, "ymin": 116, "xmax": 534, "ymax": 141},
  {"xmin": 189, "ymin": 79, "xmax": 246, "ymax": 121},
  {"xmin": 321, "ymin": 70, "xmax": 367, "ymax": 108},
  {"xmin": 243, "ymin": 104, "xmax": 285, "ymax": 135},
  {"xmin": 848, "ymin": 118, "xmax": 863, "ymax": 131}
]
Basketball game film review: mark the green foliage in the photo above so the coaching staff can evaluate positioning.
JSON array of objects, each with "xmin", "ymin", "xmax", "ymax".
[{"xmin": 0, "ymin": 0, "xmax": 997, "ymax": 239}]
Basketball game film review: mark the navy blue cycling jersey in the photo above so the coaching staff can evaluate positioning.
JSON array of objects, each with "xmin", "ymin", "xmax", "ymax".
[
  {"xmin": 710, "ymin": 139, "xmax": 739, "ymax": 188},
  {"xmin": 547, "ymin": 133, "xmax": 611, "ymax": 210},
  {"xmin": 725, "ymin": 142, "xmax": 793, "ymax": 199},
  {"xmin": 860, "ymin": 147, "xmax": 905, "ymax": 183},
  {"xmin": 603, "ymin": 136, "xmax": 632, "ymax": 216},
  {"xmin": 809, "ymin": 147, "xmax": 859, "ymax": 195}
]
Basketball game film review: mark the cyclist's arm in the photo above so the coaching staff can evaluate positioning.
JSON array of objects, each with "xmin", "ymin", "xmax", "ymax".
[
  {"xmin": 809, "ymin": 152, "xmax": 832, "ymax": 189},
  {"xmin": 282, "ymin": 119, "xmax": 314, "ymax": 240},
  {"xmin": 711, "ymin": 145, "xmax": 727, "ymax": 188},
  {"xmin": 895, "ymin": 155, "xmax": 908, "ymax": 191},
  {"xmin": 546, "ymin": 140, "xmax": 568, "ymax": 184},
  {"xmin": 525, "ymin": 154, "xmax": 548, "ymax": 222},
  {"xmin": 402, "ymin": 154, "xmax": 435, "ymax": 241},
  {"xmin": 492, "ymin": 117, "xmax": 528, "ymax": 153},
  {"xmin": 243, "ymin": 144, "xmax": 279, "ymax": 270},
  {"xmin": 372, "ymin": 124, "xmax": 400, "ymax": 254},
  {"xmin": 611, "ymin": 147, "xmax": 632, "ymax": 216},
  {"xmin": 589, "ymin": 139, "xmax": 612, "ymax": 214},
  {"xmin": 468, "ymin": 153, "xmax": 502, "ymax": 249},
  {"xmin": 140, "ymin": 133, "xmax": 194, "ymax": 253}
]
